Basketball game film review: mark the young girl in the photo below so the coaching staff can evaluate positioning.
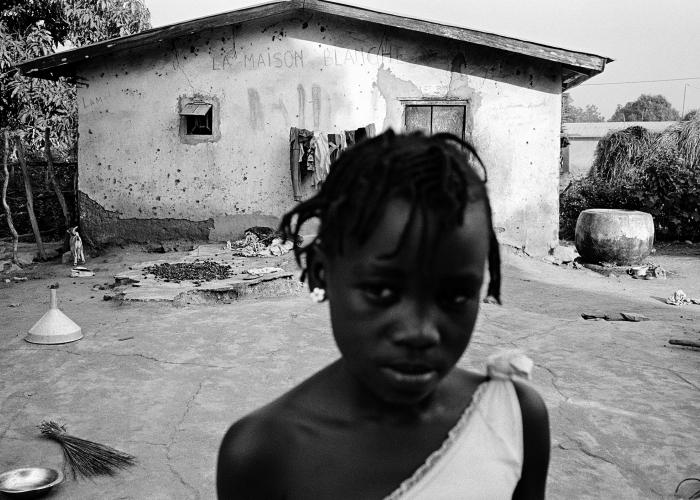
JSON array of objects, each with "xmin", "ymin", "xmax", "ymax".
[{"xmin": 217, "ymin": 130, "xmax": 550, "ymax": 499}]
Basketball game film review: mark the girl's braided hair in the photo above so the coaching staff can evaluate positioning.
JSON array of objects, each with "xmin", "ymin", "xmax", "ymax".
[{"xmin": 279, "ymin": 129, "xmax": 501, "ymax": 303}]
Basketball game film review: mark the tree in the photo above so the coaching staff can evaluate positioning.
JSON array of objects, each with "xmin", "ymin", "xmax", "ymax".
[
  {"xmin": 562, "ymin": 93, "xmax": 604, "ymax": 123},
  {"xmin": 2, "ymin": 132, "xmax": 19, "ymax": 263},
  {"xmin": 1, "ymin": 0, "xmax": 150, "ymax": 258},
  {"xmin": 682, "ymin": 109, "xmax": 698, "ymax": 121},
  {"xmin": 609, "ymin": 94, "xmax": 680, "ymax": 122},
  {"xmin": 0, "ymin": 0, "xmax": 151, "ymax": 157}
]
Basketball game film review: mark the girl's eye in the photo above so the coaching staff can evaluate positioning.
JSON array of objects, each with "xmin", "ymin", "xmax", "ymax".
[
  {"xmin": 441, "ymin": 291, "xmax": 475, "ymax": 309},
  {"xmin": 451, "ymin": 295, "xmax": 468, "ymax": 305},
  {"xmin": 362, "ymin": 285, "xmax": 397, "ymax": 304}
]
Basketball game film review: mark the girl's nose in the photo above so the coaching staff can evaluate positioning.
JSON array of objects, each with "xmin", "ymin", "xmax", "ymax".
[{"xmin": 392, "ymin": 316, "xmax": 440, "ymax": 349}]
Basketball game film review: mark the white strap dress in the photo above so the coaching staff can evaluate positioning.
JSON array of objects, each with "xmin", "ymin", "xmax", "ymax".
[{"xmin": 383, "ymin": 351, "xmax": 533, "ymax": 500}]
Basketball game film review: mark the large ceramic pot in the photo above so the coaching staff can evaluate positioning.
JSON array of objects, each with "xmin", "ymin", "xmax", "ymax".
[{"xmin": 575, "ymin": 209, "xmax": 654, "ymax": 265}]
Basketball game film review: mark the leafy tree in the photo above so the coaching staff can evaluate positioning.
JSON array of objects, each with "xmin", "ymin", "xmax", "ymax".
[
  {"xmin": 562, "ymin": 93, "xmax": 604, "ymax": 123},
  {"xmin": 609, "ymin": 94, "xmax": 680, "ymax": 122},
  {"xmin": 0, "ymin": 0, "xmax": 151, "ymax": 158},
  {"xmin": 1, "ymin": 0, "xmax": 150, "ymax": 258},
  {"xmin": 682, "ymin": 109, "xmax": 698, "ymax": 121}
]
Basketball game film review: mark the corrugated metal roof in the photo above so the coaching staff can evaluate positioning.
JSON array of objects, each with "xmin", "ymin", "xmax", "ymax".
[{"xmin": 14, "ymin": 0, "xmax": 611, "ymax": 90}]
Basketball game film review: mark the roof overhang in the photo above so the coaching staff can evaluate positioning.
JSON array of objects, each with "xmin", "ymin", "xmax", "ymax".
[{"xmin": 14, "ymin": 0, "xmax": 611, "ymax": 90}]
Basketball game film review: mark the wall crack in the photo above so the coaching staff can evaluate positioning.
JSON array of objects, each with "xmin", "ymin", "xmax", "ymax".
[{"xmin": 166, "ymin": 380, "xmax": 204, "ymax": 499}]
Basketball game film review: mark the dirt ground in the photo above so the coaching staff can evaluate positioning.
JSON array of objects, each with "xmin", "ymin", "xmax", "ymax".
[{"xmin": 0, "ymin": 241, "xmax": 698, "ymax": 499}]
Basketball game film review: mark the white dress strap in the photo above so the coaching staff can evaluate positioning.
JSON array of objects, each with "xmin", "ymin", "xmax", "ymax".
[
  {"xmin": 384, "ymin": 351, "xmax": 532, "ymax": 499},
  {"xmin": 487, "ymin": 350, "xmax": 534, "ymax": 380}
]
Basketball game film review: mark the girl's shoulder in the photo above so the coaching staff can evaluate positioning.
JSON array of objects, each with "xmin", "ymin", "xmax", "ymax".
[
  {"xmin": 217, "ymin": 366, "xmax": 343, "ymax": 498},
  {"xmin": 216, "ymin": 403, "xmax": 294, "ymax": 499}
]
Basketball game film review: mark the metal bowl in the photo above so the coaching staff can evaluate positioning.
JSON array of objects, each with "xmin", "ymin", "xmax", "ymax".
[{"xmin": 0, "ymin": 467, "xmax": 63, "ymax": 497}]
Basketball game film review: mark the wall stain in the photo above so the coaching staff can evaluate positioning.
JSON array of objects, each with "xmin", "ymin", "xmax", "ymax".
[
  {"xmin": 312, "ymin": 84, "xmax": 321, "ymax": 129},
  {"xmin": 297, "ymin": 85, "xmax": 306, "ymax": 127},
  {"xmin": 272, "ymin": 98, "xmax": 290, "ymax": 127},
  {"xmin": 450, "ymin": 53, "xmax": 466, "ymax": 74},
  {"xmin": 375, "ymin": 65, "xmax": 421, "ymax": 130},
  {"xmin": 79, "ymin": 192, "xmax": 213, "ymax": 246},
  {"xmin": 247, "ymin": 88, "xmax": 264, "ymax": 130},
  {"xmin": 230, "ymin": 25, "xmax": 238, "ymax": 59}
]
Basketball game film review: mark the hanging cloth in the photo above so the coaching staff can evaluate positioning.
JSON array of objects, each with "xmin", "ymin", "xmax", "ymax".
[
  {"xmin": 310, "ymin": 132, "xmax": 331, "ymax": 188},
  {"xmin": 345, "ymin": 130, "xmax": 356, "ymax": 147},
  {"xmin": 290, "ymin": 127, "xmax": 314, "ymax": 201}
]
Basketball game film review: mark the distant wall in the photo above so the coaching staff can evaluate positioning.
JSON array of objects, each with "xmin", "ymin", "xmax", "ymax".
[
  {"xmin": 76, "ymin": 11, "xmax": 562, "ymax": 254},
  {"xmin": 563, "ymin": 121, "xmax": 676, "ymax": 178}
]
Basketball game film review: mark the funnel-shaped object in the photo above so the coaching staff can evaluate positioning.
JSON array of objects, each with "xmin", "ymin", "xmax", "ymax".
[{"xmin": 25, "ymin": 289, "xmax": 82, "ymax": 344}]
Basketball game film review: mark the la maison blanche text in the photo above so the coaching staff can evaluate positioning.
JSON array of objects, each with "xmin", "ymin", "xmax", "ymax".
[{"xmin": 212, "ymin": 45, "xmax": 403, "ymax": 70}]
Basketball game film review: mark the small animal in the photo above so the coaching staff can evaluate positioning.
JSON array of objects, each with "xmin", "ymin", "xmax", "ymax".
[{"xmin": 68, "ymin": 226, "xmax": 85, "ymax": 266}]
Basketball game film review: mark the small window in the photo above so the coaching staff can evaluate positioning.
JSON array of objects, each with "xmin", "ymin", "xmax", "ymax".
[
  {"xmin": 178, "ymin": 96, "xmax": 220, "ymax": 144},
  {"xmin": 404, "ymin": 103, "xmax": 467, "ymax": 139},
  {"xmin": 180, "ymin": 101, "xmax": 212, "ymax": 135}
]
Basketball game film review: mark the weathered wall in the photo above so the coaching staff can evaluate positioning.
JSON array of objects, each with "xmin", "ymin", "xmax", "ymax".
[{"xmin": 77, "ymin": 12, "xmax": 561, "ymax": 254}]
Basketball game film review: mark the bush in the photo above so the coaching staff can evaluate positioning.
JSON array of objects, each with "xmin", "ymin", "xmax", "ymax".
[
  {"xmin": 560, "ymin": 166, "xmax": 700, "ymax": 242},
  {"xmin": 559, "ymin": 177, "xmax": 638, "ymax": 240},
  {"xmin": 561, "ymin": 120, "xmax": 700, "ymax": 242},
  {"xmin": 639, "ymin": 152, "xmax": 700, "ymax": 240}
]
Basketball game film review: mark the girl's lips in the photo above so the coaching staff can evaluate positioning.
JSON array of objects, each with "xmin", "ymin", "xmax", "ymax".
[{"xmin": 381, "ymin": 366, "xmax": 437, "ymax": 386}]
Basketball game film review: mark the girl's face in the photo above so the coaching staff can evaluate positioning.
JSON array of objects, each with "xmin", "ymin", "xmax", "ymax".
[{"xmin": 322, "ymin": 197, "xmax": 490, "ymax": 406}]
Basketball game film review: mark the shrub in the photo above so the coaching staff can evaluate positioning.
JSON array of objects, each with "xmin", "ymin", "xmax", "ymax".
[
  {"xmin": 559, "ymin": 176, "xmax": 638, "ymax": 240},
  {"xmin": 561, "ymin": 119, "xmax": 700, "ymax": 242},
  {"xmin": 638, "ymin": 149, "xmax": 700, "ymax": 240}
]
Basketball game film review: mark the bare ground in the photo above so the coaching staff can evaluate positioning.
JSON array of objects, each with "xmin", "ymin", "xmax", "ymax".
[{"xmin": 0, "ymin": 242, "xmax": 698, "ymax": 499}]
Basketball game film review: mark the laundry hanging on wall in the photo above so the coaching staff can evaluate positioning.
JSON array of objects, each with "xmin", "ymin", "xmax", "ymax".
[{"xmin": 289, "ymin": 124, "xmax": 376, "ymax": 201}]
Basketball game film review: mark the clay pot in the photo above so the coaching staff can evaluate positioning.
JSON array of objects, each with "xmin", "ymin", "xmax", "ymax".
[{"xmin": 575, "ymin": 209, "xmax": 654, "ymax": 265}]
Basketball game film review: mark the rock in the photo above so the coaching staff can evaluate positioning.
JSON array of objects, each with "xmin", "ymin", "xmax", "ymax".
[
  {"xmin": 71, "ymin": 267, "xmax": 94, "ymax": 277},
  {"xmin": 46, "ymin": 248, "xmax": 63, "ymax": 259},
  {"xmin": 15, "ymin": 251, "xmax": 35, "ymax": 266},
  {"xmin": 62, "ymin": 251, "xmax": 73, "ymax": 265},
  {"xmin": 551, "ymin": 245, "xmax": 579, "ymax": 264},
  {"xmin": 3, "ymin": 263, "xmax": 23, "ymax": 273},
  {"xmin": 147, "ymin": 243, "xmax": 167, "ymax": 253}
]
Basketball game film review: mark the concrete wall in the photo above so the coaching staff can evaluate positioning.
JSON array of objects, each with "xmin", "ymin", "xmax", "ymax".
[
  {"xmin": 77, "ymin": 12, "xmax": 561, "ymax": 254},
  {"xmin": 563, "ymin": 121, "xmax": 676, "ymax": 178}
]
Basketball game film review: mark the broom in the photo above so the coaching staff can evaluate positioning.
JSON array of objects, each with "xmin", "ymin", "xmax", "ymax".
[{"xmin": 39, "ymin": 421, "xmax": 136, "ymax": 478}]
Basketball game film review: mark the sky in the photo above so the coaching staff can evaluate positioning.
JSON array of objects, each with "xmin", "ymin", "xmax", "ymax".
[{"xmin": 144, "ymin": 0, "xmax": 700, "ymax": 120}]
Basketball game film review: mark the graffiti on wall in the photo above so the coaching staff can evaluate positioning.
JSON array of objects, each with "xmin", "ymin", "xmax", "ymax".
[
  {"xmin": 212, "ymin": 43, "xmax": 403, "ymax": 71},
  {"xmin": 322, "ymin": 45, "xmax": 403, "ymax": 67}
]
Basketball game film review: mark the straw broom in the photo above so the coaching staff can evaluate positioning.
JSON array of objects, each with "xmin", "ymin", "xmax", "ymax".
[{"xmin": 39, "ymin": 421, "xmax": 136, "ymax": 478}]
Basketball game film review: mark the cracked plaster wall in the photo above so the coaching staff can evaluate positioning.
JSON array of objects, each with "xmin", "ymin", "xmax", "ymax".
[{"xmin": 77, "ymin": 12, "xmax": 561, "ymax": 253}]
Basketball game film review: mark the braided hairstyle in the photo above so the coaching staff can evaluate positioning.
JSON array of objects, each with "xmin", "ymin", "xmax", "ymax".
[{"xmin": 279, "ymin": 129, "xmax": 502, "ymax": 303}]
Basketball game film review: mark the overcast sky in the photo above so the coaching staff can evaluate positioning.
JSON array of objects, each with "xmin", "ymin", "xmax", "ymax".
[{"xmin": 144, "ymin": 0, "xmax": 700, "ymax": 119}]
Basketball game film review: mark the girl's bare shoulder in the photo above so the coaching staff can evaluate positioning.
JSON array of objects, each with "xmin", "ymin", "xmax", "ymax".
[
  {"xmin": 217, "ymin": 404, "xmax": 289, "ymax": 498},
  {"xmin": 217, "ymin": 369, "xmax": 333, "ymax": 498}
]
